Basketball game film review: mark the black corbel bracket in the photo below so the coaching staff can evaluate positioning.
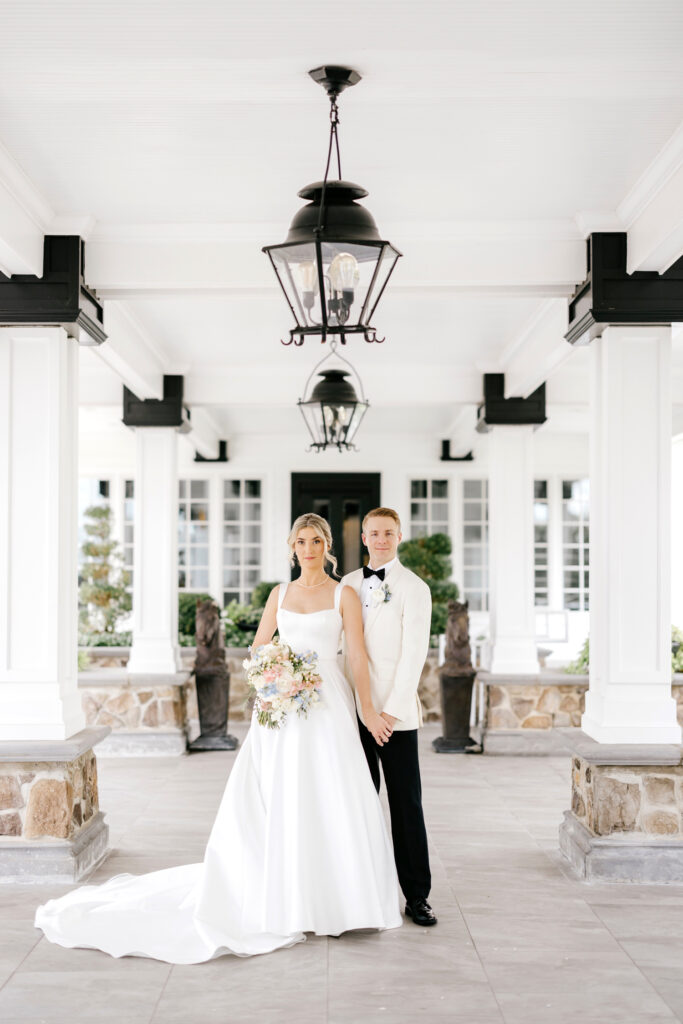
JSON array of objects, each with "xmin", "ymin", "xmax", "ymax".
[
  {"xmin": 566, "ymin": 232, "xmax": 683, "ymax": 346},
  {"xmin": 194, "ymin": 441, "xmax": 229, "ymax": 463},
  {"xmin": 0, "ymin": 235, "xmax": 106, "ymax": 345},
  {"xmin": 122, "ymin": 375, "xmax": 191, "ymax": 431},
  {"xmin": 440, "ymin": 441, "xmax": 474, "ymax": 462},
  {"xmin": 476, "ymin": 374, "xmax": 546, "ymax": 433}
]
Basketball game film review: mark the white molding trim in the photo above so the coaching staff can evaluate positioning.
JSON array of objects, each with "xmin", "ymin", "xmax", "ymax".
[{"xmin": 618, "ymin": 121, "xmax": 683, "ymax": 228}]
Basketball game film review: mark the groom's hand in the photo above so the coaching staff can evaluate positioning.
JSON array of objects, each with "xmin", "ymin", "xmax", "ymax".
[{"xmin": 380, "ymin": 712, "xmax": 397, "ymax": 731}]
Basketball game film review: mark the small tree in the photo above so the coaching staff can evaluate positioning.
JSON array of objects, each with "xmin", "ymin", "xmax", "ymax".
[
  {"xmin": 79, "ymin": 505, "xmax": 131, "ymax": 638},
  {"xmin": 397, "ymin": 532, "xmax": 458, "ymax": 639}
]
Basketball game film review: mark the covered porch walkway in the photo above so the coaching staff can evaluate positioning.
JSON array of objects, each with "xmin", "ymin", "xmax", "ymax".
[{"xmin": 1, "ymin": 724, "xmax": 682, "ymax": 1024}]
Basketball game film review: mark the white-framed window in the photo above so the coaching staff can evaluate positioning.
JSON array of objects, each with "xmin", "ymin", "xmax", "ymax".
[
  {"xmin": 123, "ymin": 479, "xmax": 134, "ymax": 590},
  {"xmin": 562, "ymin": 478, "xmax": 590, "ymax": 611},
  {"xmin": 178, "ymin": 479, "xmax": 210, "ymax": 592},
  {"xmin": 462, "ymin": 479, "xmax": 488, "ymax": 611},
  {"xmin": 534, "ymin": 480, "xmax": 549, "ymax": 607},
  {"xmin": 410, "ymin": 479, "xmax": 449, "ymax": 539},
  {"xmin": 222, "ymin": 479, "xmax": 262, "ymax": 605}
]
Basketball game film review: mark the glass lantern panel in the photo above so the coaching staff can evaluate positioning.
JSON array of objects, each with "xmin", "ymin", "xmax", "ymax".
[
  {"xmin": 268, "ymin": 242, "xmax": 323, "ymax": 330},
  {"xmin": 343, "ymin": 402, "xmax": 369, "ymax": 447},
  {"xmin": 319, "ymin": 242, "xmax": 385, "ymax": 330},
  {"xmin": 360, "ymin": 243, "xmax": 401, "ymax": 326}
]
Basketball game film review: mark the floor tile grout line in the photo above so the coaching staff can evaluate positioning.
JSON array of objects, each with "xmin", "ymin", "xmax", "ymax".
[
  {"xmin": 584, "ymin": 904, "xmax": 683, "ymax": 1023},
  {"xmin": 431, "ymin": 828, "xmax": 507, "ymax": 1024},
  {"xmin": 0, "ymin": 932, "xmax": 43, "ymax": 993},
  {"xmin": 147, "ymin": 960, "xmax": 174, "ymax": 1024}
]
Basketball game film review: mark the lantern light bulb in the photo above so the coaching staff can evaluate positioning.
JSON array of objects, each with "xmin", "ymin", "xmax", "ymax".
[
  {"xmin": 329, "ymin": 252, "xmax": 359, "ymax": 293},
  {"xmin": 298, "ymin": 261, "xmax": 319, "ymax": 294}
]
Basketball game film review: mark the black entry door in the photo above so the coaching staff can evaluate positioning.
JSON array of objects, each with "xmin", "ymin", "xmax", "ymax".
[{"xmin": 291, "ymin": 473, "xmax": 381, "ymax": 578}]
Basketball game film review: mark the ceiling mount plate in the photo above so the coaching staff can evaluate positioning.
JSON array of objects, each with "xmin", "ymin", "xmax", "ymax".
[{"xmin": 308, "ymin": 65, "xmax": 361, "ymax": 100}]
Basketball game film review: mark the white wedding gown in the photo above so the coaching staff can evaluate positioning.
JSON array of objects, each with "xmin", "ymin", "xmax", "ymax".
[{"xmin": 34, "ymin": 582, "xmax": 402, "ymax": 962}]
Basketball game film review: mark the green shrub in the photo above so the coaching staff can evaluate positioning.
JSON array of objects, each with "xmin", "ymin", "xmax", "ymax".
[
  {"xmin": 397, "ymin": 533, "xmax": 458, "ymax": 641},
  {"xmin": 223, "ymin": 601, "xmax": 263, "ymax": 648},
  {"xmin": 250, "ymin": 581, "xmax": 279, "ymax": 609},
  {"xmin": 78, "ymin": 630, "xmax": 132, "ymax": 648},
  {"xmin": 567, "ymin": 631, "xmax": 683, "ymax": 675},
  {"xmin": 79, "ymin": 505, "xmax": 131, "ymax": 639},
  {"xmin": 178, "ymin": 592, "xmax": 213, "ymax": 640}
]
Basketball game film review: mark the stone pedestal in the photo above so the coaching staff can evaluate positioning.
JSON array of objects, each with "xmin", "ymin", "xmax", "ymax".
[
  {"xmin": 559, "ymin": 730, "xmax": 683, "ymax": 882},
  {"xmin": 79, "ymin": 669, "xmax": 190, "ymax": 756},
  {"xmin": 0, "ymin": 727, "xmax": 110, "ymax": 882},
  {"xmin": 432, "ymin": 671, "xmax": 477, "ymax": 752}
]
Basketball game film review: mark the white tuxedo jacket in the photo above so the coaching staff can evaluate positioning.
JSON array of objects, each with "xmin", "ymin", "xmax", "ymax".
[{"xmin": 341, "ymin": 560, "xmax": 432, "ymax": 731}]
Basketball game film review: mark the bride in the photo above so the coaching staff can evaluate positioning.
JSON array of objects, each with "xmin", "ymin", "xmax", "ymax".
[{"xmin": 34, "ymin": 513, "xmax": 402, "ymax": 962}]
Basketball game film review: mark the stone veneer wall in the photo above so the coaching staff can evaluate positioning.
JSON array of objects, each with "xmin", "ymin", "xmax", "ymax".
[
  {"xmin": 0, "ymin": 749, "xmax": 99, "ymax": 839},
  {"xmin": 486, "ymin": 680, "xmax": 588, "ymax": 730},
  {"xmin": 79, "ymin": 647, "xmax": 441, "ymax": 744},
  {"xmin": 571, "ymin": 757, "xmax": 683, "ymax": 837}
]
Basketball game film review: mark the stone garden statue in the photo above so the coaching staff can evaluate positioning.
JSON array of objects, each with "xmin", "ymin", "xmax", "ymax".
[
  {"xmin": 433, "ymin": 599, "xmax": 479, "ymax": 754},
  {"xmin": 188, "ymin": 599, "xmax": 237, "ymax": 751}
]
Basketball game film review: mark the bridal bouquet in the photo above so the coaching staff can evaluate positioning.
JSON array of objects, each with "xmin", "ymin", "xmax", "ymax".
[{"xmin": 243, "ymin": 638, "xmax": 323, "ymax": 729}]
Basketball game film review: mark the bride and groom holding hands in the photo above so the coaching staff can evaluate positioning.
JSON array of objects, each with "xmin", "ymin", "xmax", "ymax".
[{"xmin": 35, "ymin": 506, "xmax": 436, "ymax": 963}]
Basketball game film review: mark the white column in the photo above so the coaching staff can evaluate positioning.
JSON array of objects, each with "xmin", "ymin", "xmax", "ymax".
[
  {"xmin": 583, "ymin": 325, "xmax": 680, "ymax": 744},
  {"xmin": 488, "ymin": 425, "xmax": 539, "ymax": 674},
  {"xmin": 672, "ymin": 434, "xmax": 683, "ymax": 632},
  {"xmin": 126, "ymin": 428, "xmax": 181, "ymax": 675},
  {"xmin": 0, "ymin": 327, "xmax": 86, "ymax": 740}
]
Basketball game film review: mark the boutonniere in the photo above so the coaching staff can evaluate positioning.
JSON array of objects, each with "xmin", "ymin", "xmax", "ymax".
[{"xmin": 370, "ymin": 582, "xmax": 392, "ymax": 607}]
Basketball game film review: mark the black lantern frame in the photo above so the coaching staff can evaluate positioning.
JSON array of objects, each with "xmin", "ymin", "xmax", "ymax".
[
  {"xmin": 297, "ymin": 340, "xmax": 370, "ymax": 452},
  {"xmin": 263, "ymin": 66, "xmax": 402, "ymax": 346}
]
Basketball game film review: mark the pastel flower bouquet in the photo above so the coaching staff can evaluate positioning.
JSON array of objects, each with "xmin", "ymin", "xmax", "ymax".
[{"xmin": 243, "ymin": 638, "xmax": 323, "ymax": 729}]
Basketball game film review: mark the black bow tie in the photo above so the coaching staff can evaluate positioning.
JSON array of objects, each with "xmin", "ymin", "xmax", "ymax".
[{"xmin": 363, "ymin": 566, "xmax": 386, "ymax": 581}]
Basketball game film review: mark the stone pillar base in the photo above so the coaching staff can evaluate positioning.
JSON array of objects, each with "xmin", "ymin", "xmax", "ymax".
[
  {"xmin": 558, "ymin": 729, "xmax": 683, "ymax": 883},
  {"xmin": 0, "ymin": 726, "xmax": 111, "ymax": 882}
]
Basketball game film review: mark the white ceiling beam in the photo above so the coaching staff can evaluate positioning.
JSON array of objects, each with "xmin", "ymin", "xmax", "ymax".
[
  {"xmin": 84, "ymin": 222, "xmax": 586, "ymax": 298},
  {"xmin": 0, "ymin": 141, "xmax": 53, "ymax": 277},
  {"xmin": 95, "ymin": 301, "xmax": 165, "ymax": 400},
  {"xmin": 181, "ymin": 407, "xmax": 224, "ymax": 461},
  {"xmin": 619, "ymin": 121, "xmax": 683, "ymax": 274},
  {"xmin": 499, "ymin": 298, "xmax": 572, "ymax": 399}
]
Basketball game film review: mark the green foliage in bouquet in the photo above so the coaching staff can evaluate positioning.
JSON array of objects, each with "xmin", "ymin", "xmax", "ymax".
[
  {"xmin": 397, "ymin": 532, "xmax": 458, "ymax": 640},
  {"xmin": 79, "ymin": 505, "xmax": 131, "ymax": 640}
]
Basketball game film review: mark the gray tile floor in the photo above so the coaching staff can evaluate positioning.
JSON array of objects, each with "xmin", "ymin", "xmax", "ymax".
[{"xmin": 2, "ymin": 724, "xmax": 683, "ymax": 1024}]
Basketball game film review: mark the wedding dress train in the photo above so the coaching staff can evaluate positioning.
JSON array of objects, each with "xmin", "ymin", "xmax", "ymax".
[{"xmin": 34, "ymin": 582, "xmax": 402, "ymax": 962}]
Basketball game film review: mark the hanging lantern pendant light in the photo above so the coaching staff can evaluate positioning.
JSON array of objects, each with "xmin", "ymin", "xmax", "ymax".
[
  {"xmin": 263, "ymin": 66, "xmax": 402, "ymax": 346},
  {"xmin": 297, "ymin": 338, "xmax": 370, "ymax": 451}
]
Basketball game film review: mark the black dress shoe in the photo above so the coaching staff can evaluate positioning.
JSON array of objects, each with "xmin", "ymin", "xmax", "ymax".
[{"xmin": 405, "ymin": 898, "xmax": 437, "ymax": 926}]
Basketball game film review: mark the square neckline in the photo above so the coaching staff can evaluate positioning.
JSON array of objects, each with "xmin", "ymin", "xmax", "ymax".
[{"xmin": 278, "ymin": 581, "xmax": 343, "ymax": 616}]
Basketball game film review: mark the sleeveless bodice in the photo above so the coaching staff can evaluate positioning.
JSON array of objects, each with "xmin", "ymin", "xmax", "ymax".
[{"xmin": 276, "ymin": 582, "xmax": 343, "ymax": 661}]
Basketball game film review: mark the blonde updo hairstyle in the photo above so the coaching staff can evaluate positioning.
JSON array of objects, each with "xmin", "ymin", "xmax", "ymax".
[{"xmin": 287, "ymin": 513, "xmax": 340, "ymax": 579}]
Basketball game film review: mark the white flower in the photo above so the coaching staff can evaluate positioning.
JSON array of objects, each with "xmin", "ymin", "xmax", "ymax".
[{"xmin": 370, "ymin": 582, "xmax": 392, "ymax": 607}]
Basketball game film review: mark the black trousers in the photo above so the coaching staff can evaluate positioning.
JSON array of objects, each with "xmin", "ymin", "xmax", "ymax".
[{"xmin": 357, "ymin": 716, "xmax": 431, "ymax": 903}]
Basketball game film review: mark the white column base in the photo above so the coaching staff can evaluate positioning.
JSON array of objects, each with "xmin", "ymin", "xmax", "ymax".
[
  {"xmin": 127, "ymin": 640, "xmax": 181, "ymax": 677},
  {"xmin": 582, "ymin": 688, "xmax": 681, "ymax": 745},
  {"xmin": 489, "ymin": 638, "xmax": 539, "ymax": 676}
]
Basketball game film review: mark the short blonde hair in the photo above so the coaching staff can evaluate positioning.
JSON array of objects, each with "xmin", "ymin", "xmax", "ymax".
[
  {"xmin": 362, "ymin": 507, "xmax": 402, "ymax": 534},
  {"xmin": 287, "ymin": 513, "xmax": 340, "ymax": 578}
]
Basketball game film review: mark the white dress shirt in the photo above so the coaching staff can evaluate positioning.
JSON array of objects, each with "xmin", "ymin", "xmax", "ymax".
[{"xmin": 359, "ymin": 556, "xmax": 398, "ymax": 625}]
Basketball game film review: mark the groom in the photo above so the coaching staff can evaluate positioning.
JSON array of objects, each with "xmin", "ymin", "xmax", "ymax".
[{"xmin": 342, "ymin": 507, "xmax": 436, "ymax": 927}]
